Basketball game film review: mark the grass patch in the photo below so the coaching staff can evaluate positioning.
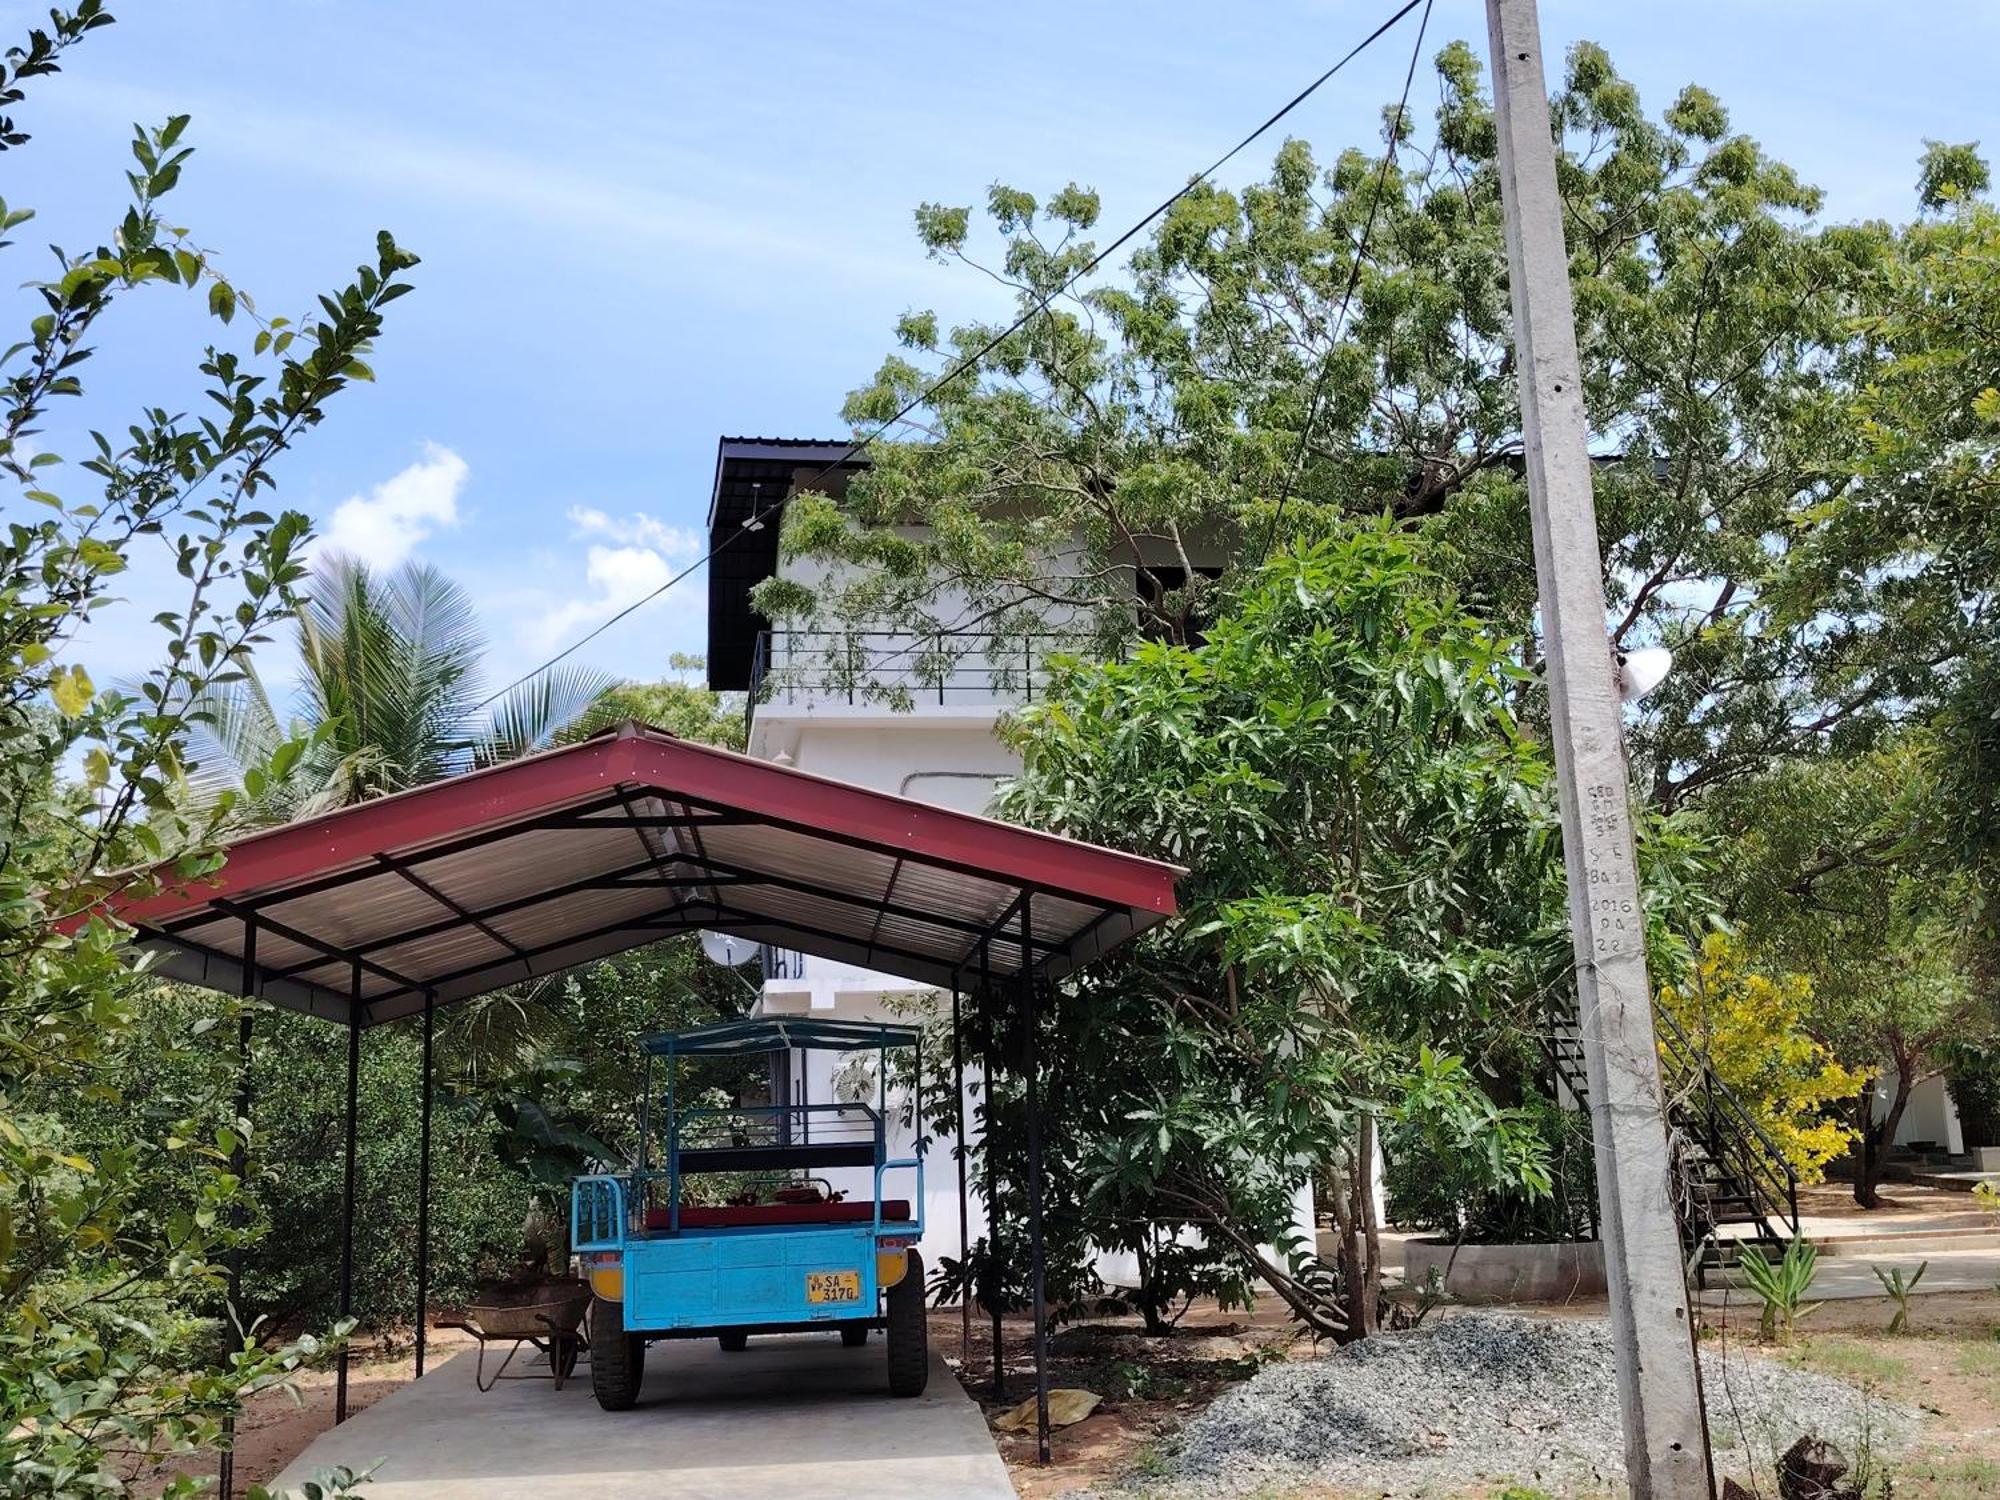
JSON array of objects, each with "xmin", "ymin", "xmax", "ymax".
[
  {"xmin": 1951, "ymin": 1338, "xmax": 2000, "ymax": 1385},
  {"xmin": 1785, "ymin": 1334, "xmax": 1915, "ymax": 1388},
  {"xmin": 1884, "ymin": 1452, "xmax": 2000, "ymax": 1499}
]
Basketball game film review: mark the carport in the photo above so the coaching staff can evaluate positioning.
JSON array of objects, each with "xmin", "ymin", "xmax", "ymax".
[{"xmin": 92, "ymin": 720, "xmax": 1182, "ymax": 1493}]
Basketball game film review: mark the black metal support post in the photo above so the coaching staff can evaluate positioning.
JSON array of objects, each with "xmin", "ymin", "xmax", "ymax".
[
  {"xmin": 981, "ymin": 938, "xmax": 1005, "ymax": 1402},
  {"xmin": 219, "ymin": 919, "xmax": 257, "ymax": 1500},
  {"xmin": 1021, "ymin": 894, "xmax": 1052, "ymax": 1464},
  {"xmin": 335, "ymin": 961, "xmax": 362, "ymax": 1424},
  {"xmin": 414, "ymin": 989, "xmax": 436, "ymax": 1378},
  {"xmin": 951, "ymin": 975, "xmax": 971, "ymax": 1365}
]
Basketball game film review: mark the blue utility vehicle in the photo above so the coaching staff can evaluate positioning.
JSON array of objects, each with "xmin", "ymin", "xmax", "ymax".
[{"xmin": 571, "ymin": 1017, "xmax": 928, "ymax": 1409}]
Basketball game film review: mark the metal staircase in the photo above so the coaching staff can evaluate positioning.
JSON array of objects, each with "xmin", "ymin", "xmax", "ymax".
[{"xmin": 1541, "ymin": 1002, "xmax": 1799, "ymax": 1288}]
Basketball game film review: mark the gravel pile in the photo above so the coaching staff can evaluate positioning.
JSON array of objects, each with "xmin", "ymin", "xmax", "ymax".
[{"xmin": 1105, "ymin": 1314, "xmax": 1921, "ymax": 1497}]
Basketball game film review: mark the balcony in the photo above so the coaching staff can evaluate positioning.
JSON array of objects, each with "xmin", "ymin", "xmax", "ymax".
[
  {"xmin": 762, "ymin": 945, "xmax": 809, "ymax": 983},
  {"xmin": 748, "ymin": 629, "xmax": 1072, "ymax": 726}
]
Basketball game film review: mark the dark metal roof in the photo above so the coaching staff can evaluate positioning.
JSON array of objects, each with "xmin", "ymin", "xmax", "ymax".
[
  {"xmin": 641, "ymin": 1017, "xmax": 918, "ymax": 1057},
  {"xmin": 93, "ymin": 721, "xmax": 1181, "ymax": 1028},
  {"xmin": 706, "ymin": 437, "xmax": 870, "ymax": 692}
]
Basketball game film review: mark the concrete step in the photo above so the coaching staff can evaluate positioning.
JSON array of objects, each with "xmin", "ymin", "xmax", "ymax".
[
  {"xmin": 1704, "ymin": 1224, "xmax": 2000, "ymax": 1264},
  {"xmin": 1910, "ymin": 1168, "xmax": 2000, "ymax": 1193},
  {"xmin": 1810, "ymin": 1226, "xmax": 2000, "ymax": 1257}
]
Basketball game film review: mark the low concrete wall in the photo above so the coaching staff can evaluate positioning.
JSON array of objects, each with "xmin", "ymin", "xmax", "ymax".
[{"xmin": 1403, "ymin": 1237, "xmax": 1606, "ymax": 1304}]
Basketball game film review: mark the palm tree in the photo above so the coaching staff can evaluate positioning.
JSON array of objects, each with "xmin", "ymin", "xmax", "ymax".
[{"xmin": 192, "ymin": 553, "xmax": 616, "ymax": 827}]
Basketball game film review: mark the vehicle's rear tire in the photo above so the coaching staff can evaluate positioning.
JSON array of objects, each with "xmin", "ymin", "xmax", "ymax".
[
  {"xmin": 885, "ymin": 1249, "xmax": 928, "ymax": 1397},
  {"xmin": 840, "ymin": 1324, "xmax": 869, "ymax": 1348},
  {"xmin": 718, "ymin": 1330, "xmax": 748, "ymax": 1352},
  {"xmin": 590, "ymin": 1295, "xmax": 645, "ymax": 1410}
]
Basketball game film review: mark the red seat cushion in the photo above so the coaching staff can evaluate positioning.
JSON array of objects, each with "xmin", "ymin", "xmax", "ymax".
[{"xmin": 644, "ymin": 1200, "xmax": 911, "ymax": 1230}]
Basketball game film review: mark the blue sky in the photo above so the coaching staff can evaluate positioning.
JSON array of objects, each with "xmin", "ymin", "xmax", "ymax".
[{"xmin": 13, "ymin": 0, "xmax": 1996, "ymax": 702}]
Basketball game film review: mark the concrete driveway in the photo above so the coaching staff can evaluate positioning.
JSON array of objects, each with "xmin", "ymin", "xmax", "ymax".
[{"xmin": 267, "ymin": 1333, "xmax": 1015, "ymax": 1500}]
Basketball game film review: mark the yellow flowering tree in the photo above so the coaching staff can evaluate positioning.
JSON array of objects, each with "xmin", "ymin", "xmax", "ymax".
[{"xmin": 1658, "ymin": 935, "xmax": 1864, "ymax": 1182}]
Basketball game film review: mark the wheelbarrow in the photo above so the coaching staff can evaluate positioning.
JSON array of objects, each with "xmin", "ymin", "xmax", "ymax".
[{"xmin": 439, "ymin": 1277, "xmax": 592, "ymax": 1391}]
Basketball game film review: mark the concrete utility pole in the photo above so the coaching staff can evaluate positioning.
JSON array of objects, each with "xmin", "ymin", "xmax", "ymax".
[{"xmin": 1483, "ymin": 3, "xmax": 1715, "ymax": 1497}]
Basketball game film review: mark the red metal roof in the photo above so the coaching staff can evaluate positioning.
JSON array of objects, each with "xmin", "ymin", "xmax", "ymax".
[{"xmin": 103, "ymin": 722, "xmax": 1182, "ymax": 1026}]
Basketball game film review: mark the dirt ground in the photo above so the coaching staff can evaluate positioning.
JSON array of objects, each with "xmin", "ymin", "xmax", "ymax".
[
  {"xmin": 124, "ymin": 1327, "xmax": 483, "ymax": 1497},
  {"xmin": 1795, "ymin": 1179, "xmax": 1987, "ymax": 1223},
  {"xmin": 1738, "ymin": 1292, "xmax": 2000, "ymax": 1500},
  {"xmin": 931, "ymin": 1301, "xmax": 1315, "ymax": 1499},
  {"xmin": 124, "ymin": 1257, "xmax": 2000, "ymax": 1499},
  {"xmin": 974, "ymin": 1289, "xmax": 2000, "ymax": 1499}
]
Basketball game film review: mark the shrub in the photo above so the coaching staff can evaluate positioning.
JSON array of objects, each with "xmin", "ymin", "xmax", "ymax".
[
  {"xmin": 1657, "ymin": 935, "xmax": 1864, "ymax": 1182},
  {"xmin": 1384, "ymin": 1093, "xmax": 1596, "ymax": 1244}
]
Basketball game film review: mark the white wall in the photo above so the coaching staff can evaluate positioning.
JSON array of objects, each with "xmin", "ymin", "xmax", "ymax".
[
  {"xmin": 763, "ymin": 987, "xmax": 987, "ymax": 1275},
  {"xmin": 733, "ymin": 519, "xmax": 1306, "ymax": 1298},
  {"xmin": 1885, "ymin": 1074, "xmax": 1963, "ymax": 1154},
  {"xmin": 772, "ymin": 722, "xmax": 1018, "ymax": 805}
]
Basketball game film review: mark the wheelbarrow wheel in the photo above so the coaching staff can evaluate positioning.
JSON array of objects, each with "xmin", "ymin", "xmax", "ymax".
[
  {"xmin": 553, "ymin": 1332, "xmax": 582, "ymax": 1385},
  {"xmin": 885, "ymin": 1249, "xmax": 928, "ymax": 1397},
  {"xmin": 717, "ymin": 1330, "xmax": 747, "ymax": 1352},
  {"xmin": 840, "ymin": 1324, "xmax": 868, "ymax": 1348},
  {"xmin": 589, "ymin": 1296, "xmax": 645, "ymax": 1410}
]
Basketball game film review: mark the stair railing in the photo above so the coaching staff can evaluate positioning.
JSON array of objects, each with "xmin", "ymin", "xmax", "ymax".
[
  {"xmin": 1653, "ymin": 1002, "xmax": 1801, "ymax": 1248},
  {"xmin": 1537, "ymin": 997, "xmax": 1801, "ymax": 1276}
]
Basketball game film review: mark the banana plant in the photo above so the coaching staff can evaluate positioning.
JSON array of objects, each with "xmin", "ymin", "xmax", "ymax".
[
  {"xmin": 1873, "ymin": 1259, "xmax": 1928, "ymax": 1334},
  {"xmin": 1738, "ymin": 1236, "xmax": 1821, "ymax": 1342}
]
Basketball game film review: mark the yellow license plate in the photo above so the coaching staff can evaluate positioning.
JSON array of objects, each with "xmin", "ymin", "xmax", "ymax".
[{"xmin": 805, "ymin": 1270, "xmax": 861, "ymax": 1304}]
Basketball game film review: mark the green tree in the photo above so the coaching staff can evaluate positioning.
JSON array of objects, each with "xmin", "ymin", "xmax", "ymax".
[
  {"xmin": 570, "ymin": 656, "xmax": 745, "ymax": 750},
  {"xmin": 0, "ymin": 5, "xmax": 421, "ymax": 1490},
  {"xmin": 778, "ymin": 37, "xmax": 1998, "ymax": 1224},
  {"xmin": 1802, "ymin": 155, "xmax": 1998, "ymax": 963},
  {"xmin": 991, "ymin": 525, "xmax": 1561, "ymax": 1337},
  {"xmin": 1715, "ymin": 743, "xmax": 1984, "ymax": 1207},
  {"xmin": 191, "ymin": 554, "xmax": 616, "ymax": 826},
  {"xmin": 766, "ymin": 41, "xmax": 1895, "ymax": 814}
]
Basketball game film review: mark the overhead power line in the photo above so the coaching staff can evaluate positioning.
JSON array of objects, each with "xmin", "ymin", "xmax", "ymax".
[
  {"xmin": 1254, "ymin": 0, "xmax": 1435, "ymax": 567},
  {"xmin": 475, "ymin": 0, "xmax": 1433, "ymax": 712}
]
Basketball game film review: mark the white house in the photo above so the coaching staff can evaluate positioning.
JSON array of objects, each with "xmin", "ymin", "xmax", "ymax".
[
  {"xmin": 705, "ymin": 437, "xmax": 1030, "ymax": 1274},
  {"xmin": 701, "ymin": 435, "xmax": 1314, "ymax": 1283}
]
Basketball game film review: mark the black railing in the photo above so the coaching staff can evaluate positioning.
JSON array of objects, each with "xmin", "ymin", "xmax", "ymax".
[
  {"xmin": 1538, "ymin": 996, "xmax": 1800, "ymax": 1287},
  {"xmin": 1654, "ymin": 1002, "xmax": 1801, "ymax": 1256},
  {"xmin": 762, "ymin": 945, "xmax": 808, "ymax": 982},
  {"xmin": 748, "ymin": 629, "xmax": 1077, "ymax": 718}
]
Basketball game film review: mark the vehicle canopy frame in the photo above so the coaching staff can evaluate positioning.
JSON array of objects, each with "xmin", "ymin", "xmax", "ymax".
[{"xmin": 572, "ymin": 1016, "xmax": 934, "ymax": 1404}]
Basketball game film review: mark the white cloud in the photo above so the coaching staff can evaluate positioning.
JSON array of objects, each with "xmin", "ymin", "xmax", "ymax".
[
  {"xmin": 46, "ymin": 74, "xmax": 936, "ymax": 291},
  {"xmin": 471, "ymin": 509, "xmax": 709, "ymax": 687},
  {"xmin": 531, "ymin": 543, "xmax": 697, "ymax": 648},
  {"xmin": 565, "ymin": 505, "xmax": 702, "ymax": 557},
  {"xmin": 315, "ymin": 444, "xmax": 468, "ymax": 569}
]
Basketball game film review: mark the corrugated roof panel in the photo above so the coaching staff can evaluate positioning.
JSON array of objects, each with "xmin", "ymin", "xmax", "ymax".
[
  {"xmin": 870, "ymin": 911, "xmax": 984, "ymax": 966},
  {"xmin": 717, "ymin": 882, "xmax": 888, "ymax": 944},
  {"xmin": 96, "ymin": 721, "xmax": 1183, "ymax": 1026},
  {"xmin": 262, "ymin": 869, "xmax": 439, "ymax": 953},
  {"xmin": 413, "ymin": 826, "xmax": 641, "ymax": 911},
  {"xmin": 493, "ymin": 883, "xmax": 683, "ymax": 953},
  {"xmin": 685, "ymin": 819, "xmax": 900, "ymax": 897},
  {"xmin": 890, "ymin": 860, "xmax": 1019, "ymax": 926},
  {"xmin": 370, "ymin": 923, "xmax": 513, "ymax": 982},
  {"xmin": 254, "ymin": 944, "xmax": 333, "ymax": 986}
]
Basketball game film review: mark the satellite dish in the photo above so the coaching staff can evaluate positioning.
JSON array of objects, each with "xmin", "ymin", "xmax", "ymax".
[
  {"xmin": 699, "ymin": 930, "xmax": 757, "ymax": 967},
  {"xmin": 1617, "ymin": 647, "xmax": 1674, "ymax": 703}
]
